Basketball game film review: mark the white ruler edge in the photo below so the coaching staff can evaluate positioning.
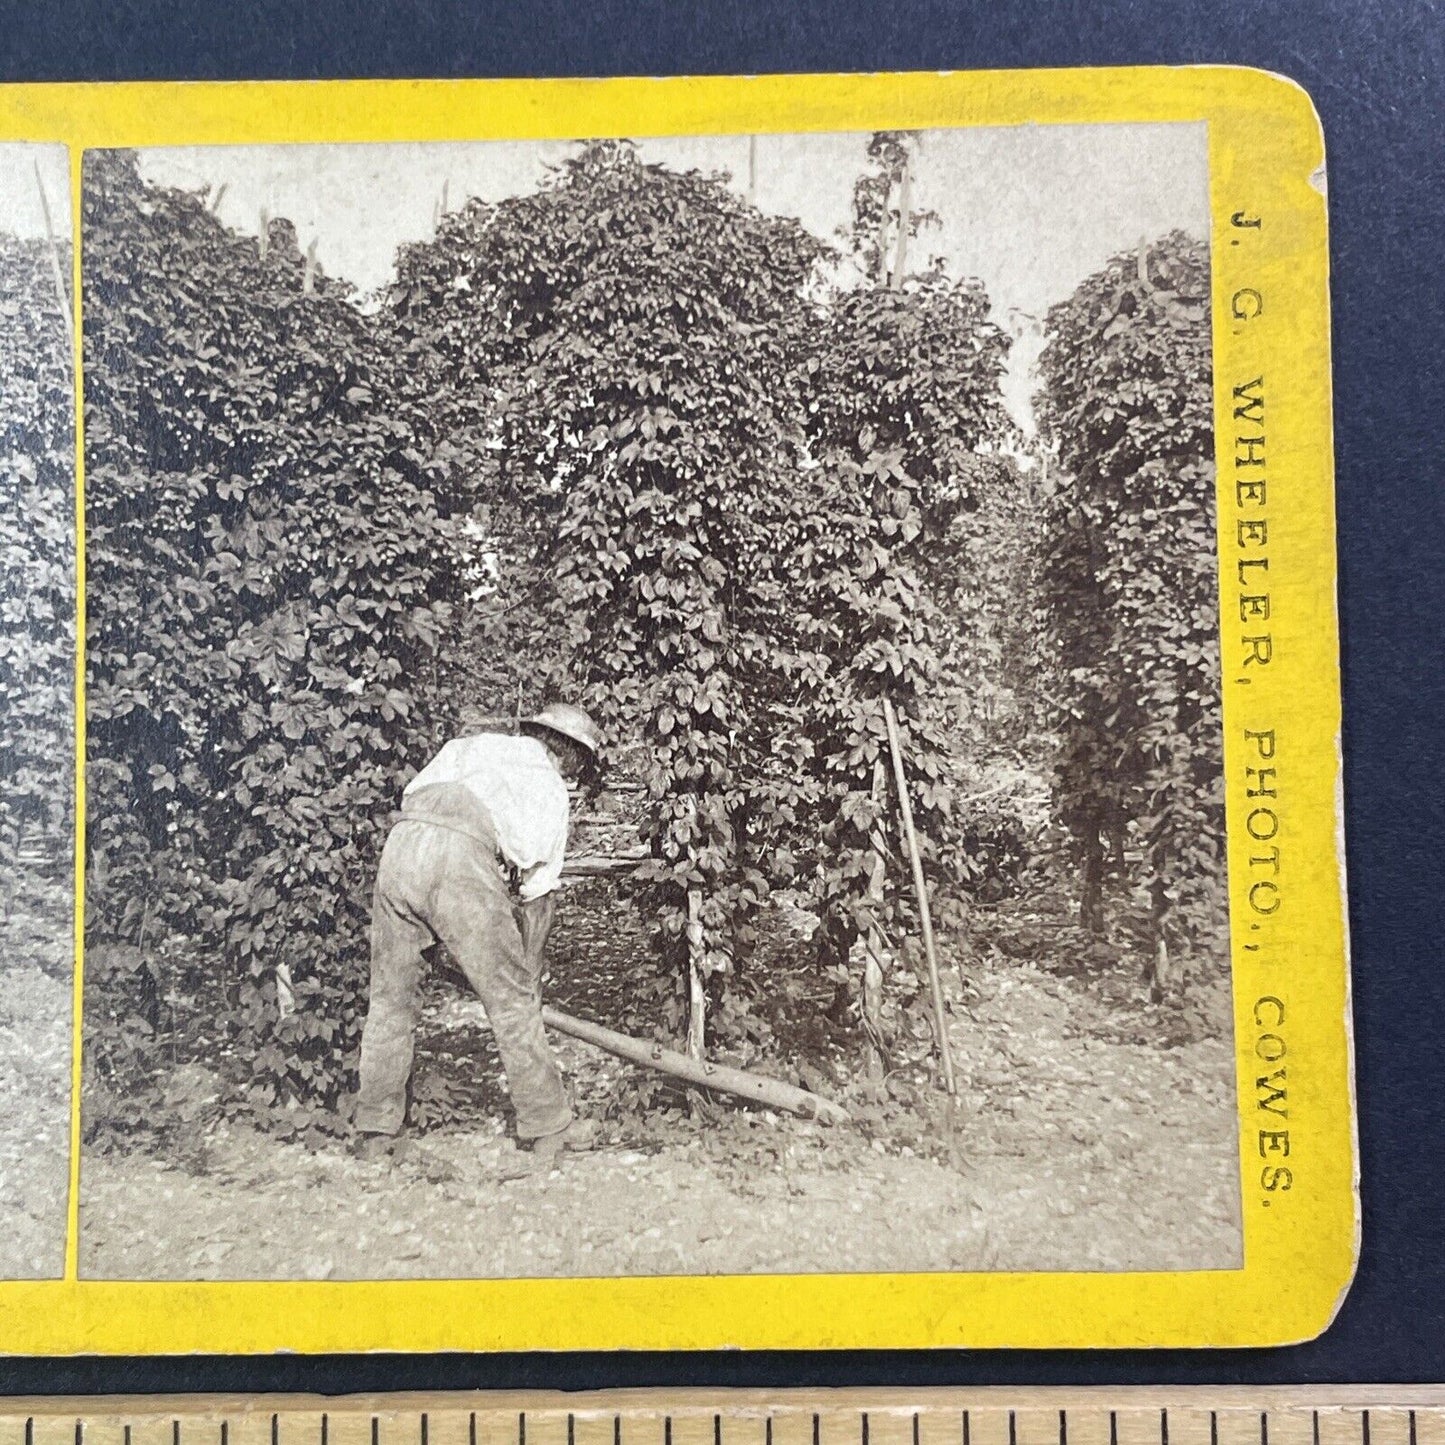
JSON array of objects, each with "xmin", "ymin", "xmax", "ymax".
[{"xmin": 5, "ymin": 1388, "xmax": 1445, "ymax": 1418}]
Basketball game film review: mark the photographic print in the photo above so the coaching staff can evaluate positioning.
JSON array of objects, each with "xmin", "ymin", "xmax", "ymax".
[
  {"xmin": 0, "ymin": 143, "xmax": 75, "ymax": 1280},
  {"xmin": 0, "ymin": 68, "xmax": 1354, "ymax": 1351},
  {"xmin": 78, "ymin": 123, "xmax": 1242, "ymax": 1281}
]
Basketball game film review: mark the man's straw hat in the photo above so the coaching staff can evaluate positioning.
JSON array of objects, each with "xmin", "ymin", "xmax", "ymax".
[{"xmin": 523, "ymin": 702, "xmax": 603, "ymax": 758}]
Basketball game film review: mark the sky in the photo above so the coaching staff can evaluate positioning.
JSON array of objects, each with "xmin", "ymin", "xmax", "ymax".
[
  {"xmin": 0, "ymin": 144, "xmax": 73, "ymax": 239},
  {"xmin": 137, "ymin": 124, "xmax": 1208, "ymax": 430}
]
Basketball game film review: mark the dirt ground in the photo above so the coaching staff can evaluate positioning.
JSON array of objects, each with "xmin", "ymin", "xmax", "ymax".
[
  {"xmin": 0, "ymin": 875, "xmax": 74, "ymax": 1279},
  {"xmin": 79, "ymin": 890, "xmax": 1243, "ymax": 1281}
]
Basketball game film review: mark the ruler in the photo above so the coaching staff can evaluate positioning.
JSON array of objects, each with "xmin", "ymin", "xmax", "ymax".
[{"xmin": 2, "ymin": 1391, "xmax": 1443, "ymax": 1445}]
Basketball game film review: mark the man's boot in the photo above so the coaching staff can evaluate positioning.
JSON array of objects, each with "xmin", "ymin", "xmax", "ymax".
[
  {"xmin": 509, "ymin": 1118, "xmax": 599, "ymax": 1174},
  {"xmin": 350, "ymin": 1131, "xmax": 399, "ymax": 1163}
]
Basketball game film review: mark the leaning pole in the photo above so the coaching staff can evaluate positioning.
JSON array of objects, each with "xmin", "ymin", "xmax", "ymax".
[{"xmin": 540, "ymin": 1005, "xmax": 852, "ymax": 1126}]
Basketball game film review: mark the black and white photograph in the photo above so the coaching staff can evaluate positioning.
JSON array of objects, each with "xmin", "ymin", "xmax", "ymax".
[
  {"xmin": 78, "ymin": 124, "xmax": 1240, "ymax": 1281},
  {"xmin": 0, "ymin": 143, "xmax": 75, "ymax": 1280}
]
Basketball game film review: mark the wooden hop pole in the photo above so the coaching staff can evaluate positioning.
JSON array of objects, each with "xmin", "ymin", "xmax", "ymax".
[
  {"xmin": 860, "ymin": 757, "xmax": 890, "ymax": 1078},
  {"xmin": 684, "ymin": 795, "xmax": 706, "ymax": 1059},
  {"xmin": 542, "ymin": 1006, "xmax": 850, "ymax": 1125},
  {"xmin": 685, "ymin": 886, "xmax": 706, "ymax": 1059},
  {"xmin": 875, "ymin": 175, "xmax": 892, "ymax": 286},
  {"xmin": 888, "ymin": 155, "xmax": 912, "ymax": 290},
  {"xmin": 882, "ymin": 697, "xmax": 957, "ymax": 1095},
  {"xmin": 32, "ymin": 162, "xmax": 73, "ymax": 368}
]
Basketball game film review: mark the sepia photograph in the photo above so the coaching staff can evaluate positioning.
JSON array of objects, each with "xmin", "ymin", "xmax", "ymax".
[
  {"xmin": 78, "ymin": 122, "xmax": 1241, "ymax": 1282},
  {"xmin": 0, "ymin": 143, "xmax": 75, "ymax": 1280}
]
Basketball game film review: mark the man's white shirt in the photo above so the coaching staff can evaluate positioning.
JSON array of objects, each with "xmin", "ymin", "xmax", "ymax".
[{"xmin": 404, "ymin": 733, "xmax": 569, "ymax": 901}]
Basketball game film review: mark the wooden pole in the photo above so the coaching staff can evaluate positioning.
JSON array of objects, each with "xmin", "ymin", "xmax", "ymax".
[
  {"xmin": 541, "ymin": 1005, "xmax": 850, "ymax": 1126},
  {"xmin": 881, "ymin": 696, "xmax": 956, "ymax": 1095},
  {"xmin": 875, "ymin": 176, "xmax": 892, "ymax": 286},
  {"xmin": 1147, "ymin": 870, "xmax": 1172, "ymax": 1005},
  {"xmin": 889, "ymin": 155, "xmax": 911, "ymax": 290},
  {"xmin": 860, "ymin": 757, "xmax": 889, "ymax": 1078},
  {"xmin": 685, "ymin": 885, "xmax": 706, "ymax": 1059},
  {"xmin": 32, "ymin": 162, "xmax": 73, "ymax": 368},
  {"xmin": 681, "ymin": 790, "xmax": 708, "ymax": 1059}
]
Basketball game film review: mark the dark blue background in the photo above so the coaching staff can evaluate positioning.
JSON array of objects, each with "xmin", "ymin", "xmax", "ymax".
[{"xmin": 2, "ymin": 0, "xmax": 1441, "ymax": 1393}]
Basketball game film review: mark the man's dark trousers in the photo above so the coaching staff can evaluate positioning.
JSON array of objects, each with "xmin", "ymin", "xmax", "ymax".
[{"xmin": 354, "ymin": 782, "xmax": 572, "ymax": 1140}]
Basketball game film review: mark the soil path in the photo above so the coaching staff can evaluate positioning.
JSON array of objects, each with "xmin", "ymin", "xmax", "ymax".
[
  {"xmin": 0, "ymin": 878, "xmax": 74, "ymax": 1279},
  {"xmin": 80, "ymin": 948, "xmax": 1241, "ymax": 1280}
]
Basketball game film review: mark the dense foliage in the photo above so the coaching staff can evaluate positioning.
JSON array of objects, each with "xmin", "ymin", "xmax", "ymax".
[
  {"xmin": 0, "ymin": 229, "xmax": 74, "ymax": 896},
  {"xmin": 390, "ymin": 142, "xmax": 832, "ymax": 1005},
  {"xmin": 81, "ymin": 136, "xmax": 1224, "ymax": 1138},
  {"xmin": 792, "ymin": 273, "xmax": 1013, "ymax": 959},
  {"xmin": 83, "ymin": 151, "xmax": 463, "ymax": 1112},
  {"xmin": 384, "ymin": 138, "xmax": 1017, "ymax": 1035},
  {"xmin": 1034, "ymin": 231, "xmax": 1224, "ymax": 990}
]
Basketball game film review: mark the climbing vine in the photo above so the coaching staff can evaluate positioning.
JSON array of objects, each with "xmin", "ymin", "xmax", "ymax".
[
  {"xmin": 0, "ymin": 229, "xmax": 74, "ymax": 895},
  {"xmin": 83, "ymin": 151, "xmax": 464, "ymax": 1111},
  {"xmin": 82, "ymin": 139, "xmax": 1220, "ymax": 1136},
  {"xmin": 384, "ymin": 138, "xmax": 1019, "ymax": 1054},
  {"xmin": 1034, "ymin": 231, "xmax": 1223, "ymax": 991}
]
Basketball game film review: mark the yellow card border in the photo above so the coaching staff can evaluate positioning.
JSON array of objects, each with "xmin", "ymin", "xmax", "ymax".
[{"xmin": 0, "ymin": 64, "xmax": 1354, "ymax": 1352}]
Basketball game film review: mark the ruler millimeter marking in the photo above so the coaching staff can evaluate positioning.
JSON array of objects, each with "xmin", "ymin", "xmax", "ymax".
[{"xmin": 7, "ymin": 1391, "xmax": 1445, "ymax": 1445}]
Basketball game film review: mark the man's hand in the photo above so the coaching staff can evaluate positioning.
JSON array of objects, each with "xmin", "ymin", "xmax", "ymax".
[{"xmin": 518, "ymin": 891, "xmax": 557, "ymax": 973}]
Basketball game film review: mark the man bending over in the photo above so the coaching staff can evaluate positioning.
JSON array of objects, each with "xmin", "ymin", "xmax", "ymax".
[{"xmin": 352, "ymin": 702, "xmax": 602, "ymax": 1168}]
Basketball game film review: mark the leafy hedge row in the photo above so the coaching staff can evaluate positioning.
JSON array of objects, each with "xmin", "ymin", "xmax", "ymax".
[
  {"xmin": 0, "ymin": 229, "xmax": 74, "ymax": 894},
  {"xmin": 83, "ymin": 151, "xmax": 464, "ymax": 1105},
  {"xmin": 384, "ymin": 139, "xmax": 1017, "ymax": 1027},
  {"xmin": 83, "ymin": 140, "xmax": 1221, "ymax": 1119},
  {"xmin": 1034, "ymin": 232, "xmax": 1224, "ymax": 986}
]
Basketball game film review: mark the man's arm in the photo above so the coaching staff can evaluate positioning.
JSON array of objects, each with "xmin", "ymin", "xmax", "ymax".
[
  {"xmin": 517, "ymin": 890, "xmax": 557, "ymax": 973},
  {"xmin": 514, "ymin": 766, "xmax": 569, "ymax": 972}
]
